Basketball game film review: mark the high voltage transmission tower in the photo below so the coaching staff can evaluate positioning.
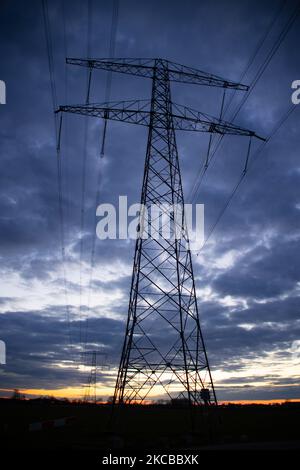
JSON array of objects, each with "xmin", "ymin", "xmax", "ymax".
[
  {"xmin": 83, "ymin": 350, "xmax": 97, "ymax": 403},
  {"xmin": 82, "ymin": 350, "xmax": 107, "ymax": 403},
  {"xmin": 57, "ymin": 58, "xmax": 263, "ymax": 409}
]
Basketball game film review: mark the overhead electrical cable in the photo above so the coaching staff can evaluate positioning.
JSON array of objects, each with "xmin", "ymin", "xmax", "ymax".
[
  {"xmin": 42, "ymin": 0, "xmax": 73, "ymax": 354},
  {"xmin": 188, "ymin": 0, "xmax": 298, "ymax": 204},
  {"xmin": 84, "ymin": 0, "xmax": 120, "ymax": 352},
  {"xmin": 196, "ymin": 104, "xmax": 297, "ymax": 256},
  {"xmin": 78, "ymin": 0, "xmax": 93, "ymax": 351}
]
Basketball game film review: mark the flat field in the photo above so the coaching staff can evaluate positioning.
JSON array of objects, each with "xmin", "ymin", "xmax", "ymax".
[{"xmin": 1, "ymin": 399, "xmax": 300, "ymax": 451}]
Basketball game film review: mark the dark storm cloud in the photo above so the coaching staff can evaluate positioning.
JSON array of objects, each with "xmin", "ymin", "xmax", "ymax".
[
  {"xmin": 0, "ymin": 304, "xmax": 298, "ymax": 399},
  {"xmin": 0, "ymin": 0, "xmax": 299, "ymax": 400},
  {"xmin": 0, "ymin": 308, "xmax": 125, "ymax": 392},
  {"xmin": 210, "ymin": 238, "xmax": 300, "ymax": 299}
]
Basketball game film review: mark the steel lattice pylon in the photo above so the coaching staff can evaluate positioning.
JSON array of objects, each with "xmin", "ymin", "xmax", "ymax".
[
  {"xmin": 58, "ymin": 57, "xmax": 264, "ymax": 408},
  {"xmin": 83, "ymin": 350, "xmax": 97, "ymax": 403},
  {"xmin": 115, "ymin": 61, "xmax": 217, "ymax": 406}
]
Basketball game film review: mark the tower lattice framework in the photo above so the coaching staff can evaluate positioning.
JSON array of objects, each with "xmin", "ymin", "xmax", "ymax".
[
  {"xmin": 58, "ymin": 57, "xmax": 264, "ymax": 407},
  {"xmin": 115, "ymin": 60, "xmax": 216, "ymax": 405}
]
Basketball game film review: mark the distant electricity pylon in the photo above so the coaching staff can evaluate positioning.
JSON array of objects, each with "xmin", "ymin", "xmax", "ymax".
[
  {"xmin": 83, "ymin": 350, "xmax": 97, "ymax": 403},
  {"xmin": 57, "ymin": 58, "xmax": 264, "ymax": 409},
  {"xmin": 82, "ymin": 350, "xmax": 107, "ymax": 403}
]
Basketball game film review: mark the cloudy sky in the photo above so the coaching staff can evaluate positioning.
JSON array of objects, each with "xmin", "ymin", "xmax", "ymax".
[{"xmin": 0, "ymin": 0, "xmax": 300, "ymax": 402}]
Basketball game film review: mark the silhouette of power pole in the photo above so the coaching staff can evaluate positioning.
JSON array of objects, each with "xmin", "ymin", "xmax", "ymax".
[
  {"xmin": 57, "ymin": 58, "xmax": 264, "ymax": 410},
  {"xmin": 83, "ymin": 350, "xmax": 97, "ymax": 403},
  {"xmin": 82, "ymin": 350, "xmax": 108, "ymax": 403}
]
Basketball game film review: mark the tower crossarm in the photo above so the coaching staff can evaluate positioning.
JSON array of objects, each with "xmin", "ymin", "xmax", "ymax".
[
  {"xmin": 57, "ymin": 99, "xmax": 265, "ymax": 140},
  {"xmin": 166, "ymin": 59, "xmax": 248, "ymax": 90},
  {"xmin": 57, "ymin": 99, "xmax": 151, "ymax": 126},
  {"xmin": 66, "ymin": 57, "xmax": 248, "ymax": 90},
  {"xmin": 171, "ymin": 103, "xmax": 266, "ymax": 140},
  {"xmin": 67, "ymin": 57, "xmax": 155, "ymax": 78}
]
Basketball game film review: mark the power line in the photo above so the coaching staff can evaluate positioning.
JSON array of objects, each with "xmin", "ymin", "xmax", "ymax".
[
  {"xmin": 41, "ymin": 0, "xmax": 73, "ymax": 354},
  {"xmin": 61, "ymin": 0, "xmax": 71, "ymax": 227},
  {"xmin": 60, "ymin": 0, "xmax": 75, "ymax": 357},
  {"xmin": 100, "ymin": 0, "xmax": 120, "ymax": 156},
  {"xmin": 187, "ymin": 0, "xmax": 284, "ymax": 203},
  {"xmin": 189, "ymin": 0, "xmax": 292, "ymax": 203},
  {"xmin": 230, "ymin": 1, "xmax": 300, "ymax": 120},
  {"xmin": 84, "ymin": 0, "xmax": 120, "ymax": 351},
  {"xmin": 188, "ymin": 0, "xmax": 299, "ymax": 204},
  {"xmin": 222, "ymin": 0, "xmax": 287, "ymax": 119},
  {"xmin": 207, "ymin": 0, "xmax": 299, "ymax": 175},
  {"xmin": 41, "ymin": 0, "xmax": 58, "ymax": 131},
  {"xmin": 78, "ymin": 0, "xmax": 93, "ymax": 350},
  {"xmin": 196, "ymin": 104, "xmax": 297, "ymax": 256}
]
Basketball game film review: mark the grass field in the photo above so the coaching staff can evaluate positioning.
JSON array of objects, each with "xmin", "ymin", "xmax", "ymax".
[{"xmin": 1, "ymin": 398, "xmax": 300, "ymax": 451}]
